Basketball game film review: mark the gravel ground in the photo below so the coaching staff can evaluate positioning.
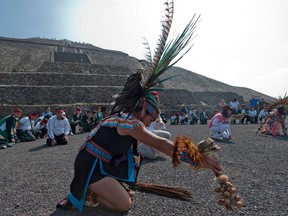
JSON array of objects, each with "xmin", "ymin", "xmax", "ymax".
[{"xmin": 1, "ymin": 124, "xmax": 288, "ymax": 216}]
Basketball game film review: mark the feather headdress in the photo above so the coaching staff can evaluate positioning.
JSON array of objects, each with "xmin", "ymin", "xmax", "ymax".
[
  {"xmin": 111, "ymin": 0, "xmax": 200, "ymax": 117},
  {"xmin": 268, "ymin": 93, "xmax": 288, "ymax": 114}
]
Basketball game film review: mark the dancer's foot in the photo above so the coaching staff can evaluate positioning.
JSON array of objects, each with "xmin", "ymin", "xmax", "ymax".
[{"xmin": 56, "ymin": 197, "xmax": 74, "ymax": 210}]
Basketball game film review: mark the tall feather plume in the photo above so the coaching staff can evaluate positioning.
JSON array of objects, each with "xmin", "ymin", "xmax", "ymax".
[
  {"xmin": 152, "ymin": 0, "xmax": 174, "ymax": 71},
  {"xmin": 141, "ymin": 0, "xmax": 200, "ymax": 90},
  {"xmin": 269, "ymin": 92, "xmax": 288, "ymax": 110},
  {"xmin": 140, "ymin": 0, "xmax": 174, "ymax": 88}
]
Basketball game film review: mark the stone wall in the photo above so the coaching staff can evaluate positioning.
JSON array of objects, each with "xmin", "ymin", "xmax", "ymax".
[
  {"xmin": 0, "ymin": 72, "xmax": 128, "ymax": 86},
  {"xmin": 54, "ymin": 52, "xmax": 90, "ymax": 64},
  {"xmin": 0, "ymin": 60, "xmax": 245, "ymax": 118},
  {"xmin": 0, "ymin": 37, "xmax": 270, "ymax": 119},
  {"xmin": 37, "ymin": 62, "xmax": 133, "ymax": 75}
]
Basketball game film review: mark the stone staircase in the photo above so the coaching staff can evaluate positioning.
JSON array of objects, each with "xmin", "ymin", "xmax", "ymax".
[
  {"xmin": 0, "ymin": 62, "xmax": 132, "ymax": 116},
  {"xmin": 0, "ymin": 63, "xmax": 244, "ymax": 117},
  {"xmin": 0, "ymin": 37, "xmax": 273, "ymax": 118}
]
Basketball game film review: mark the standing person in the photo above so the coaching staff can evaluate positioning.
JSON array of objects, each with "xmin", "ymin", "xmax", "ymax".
[
  {"xmin": 0, "ymin": 108, "xmax": 22, "ymax": 149},
  {"xmin": 258, "ymin": 97, "xmax": 268, "ymax": 110},
  {"xmin": 46, "ymin": 107, "xmax": 70, "ymax": 146},
  {"xmin": 70, "ymin": 107, "xmax": 83, "ymax": 134},
  {"xmin": 56, "ymin": 9, "xmax": 222, "ymax": 212},
  {"xmin": 208, "ymin": 106, "xmax": 233, "ymax": 140},
  {"xmin": 137, "ymin": 91, "xmax": 171, "ymax": 159},
  {"xmin": 249, "ymin": 95, "xmax": 260, "ymax": 113}
]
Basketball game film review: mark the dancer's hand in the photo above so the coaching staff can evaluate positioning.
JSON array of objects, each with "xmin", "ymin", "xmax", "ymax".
[
  {"xmin": 179, "ymin": 150, "xmax": 194, "ymax": 164},
  {"xmin": 51, "ymin": 139, "xmax": 57, "ymax": 146},
  {"xmin": 202, "ymin": 154, "xmax": 223, "ymax": 175},
  {"xmin": 63, "ymin": 136, "xmax": 68, "ymax": 142}
]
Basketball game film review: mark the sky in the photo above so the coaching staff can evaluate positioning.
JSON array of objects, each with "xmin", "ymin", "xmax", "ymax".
[{"xmin": 0, "ymin": 0, "xmax": 287, "ymax": 98}]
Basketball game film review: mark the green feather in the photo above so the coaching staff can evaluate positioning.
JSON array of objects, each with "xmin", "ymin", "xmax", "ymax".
[{"xmin": 146, "ymin": 11, "xmax": 200, "ymax": 89}]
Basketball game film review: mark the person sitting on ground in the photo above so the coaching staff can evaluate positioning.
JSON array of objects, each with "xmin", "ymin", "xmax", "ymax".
[
  {"xmin": 95, "ymin": 106, "xmax": 103, "ymax": 124},
  {"xmin": 0, "ymin": 108, "xmax": 23, "ymax": 149},
  {"xmin": 258, "ymin": 106, "xmax": 268, "ymax": 122},
  {"xmin": 179, "ymin": 112, "xmax": 188, "ymax": 125},
  {"xmin": 13, "ymin": 120, "xmax": 20, "ymax": 143},
  {"xmin": 137, "ymin": 91, "xmax": 171, "ymax": 159},
  {"xmin": 70, "ymin": 107, "xmax": 83, "ymax": 134},
  {"xmin": 229, "ymin": 98, "xmax": 240, "ymax": 124},
  {"xmin": 189, "ymin": 108, "xmax": 199, "ymax": 125},
  {"xmin": 170, "ymin": 113, "xmax": 178, "ymax": 125},
  {"xmin": 81, "ymin": 110, "xmax": 95, "ymax": 133},
  {"xmin": 62, "ymin": 112, "xmax": 73, "ymax": 136},
  {"xmin": 34, "ymin": 115, "xmax": 52, "ymax": 128},
  {"xmin": 160, "ymin": 112, "xmax": 167, "ymax": 124},
  {"xmin": 91, "ymin": 110, "xmax": 98, "ymax": 128},
  {"xmin": 238, "ymin": 104, "xmax": 249, "ymax": 124},
  {"xmin": 261, "ymin": 106, "xmax": 287, "ymax": 136},
  {"xmin": 17, "ymin": 112, "xmax": 40, "ymax": 142},
  {"xmin": 199, "ymin": 107, "xmax": 208, "ymax": 125},
  {"xmin": 180, "ymin": 104, "xmax": 188, "ymax": 115},
  {"xmin": 246, "ymin": 106, "xmax": 258, "ymax": 124},
  {"xmin": 46, "ymin": 107, "xmax": 70, "ymax": 146},
  {"xmin": 208, "ymin": 106, "xmax": 233, "ymax": 140},
  {"xmin": 34, "ymin": 115, "xmax": 50, "ymax": 138}
]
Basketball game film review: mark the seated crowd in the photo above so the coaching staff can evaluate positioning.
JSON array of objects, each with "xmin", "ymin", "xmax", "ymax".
[
  {"xmin": 0, "ymin": 106, "xmax": 104, "ymax": 149},
  {"xmin": 169, "ymin": 96, "xmax": 273, "ymax": 126},
  {"xmin": 0, "ymin": 95, "xmax": 286, "ymax": 149}
]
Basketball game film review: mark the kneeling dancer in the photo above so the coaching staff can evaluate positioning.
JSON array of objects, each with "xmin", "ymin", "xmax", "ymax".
[{"xmin": 56, "ymin": 1, "xmax": 222, "ymax": 212}]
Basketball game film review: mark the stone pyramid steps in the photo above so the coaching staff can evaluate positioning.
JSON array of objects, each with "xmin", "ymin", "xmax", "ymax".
[{"xmin": 0, "ymin": 72, "xmax": 128, "ymax": 86}]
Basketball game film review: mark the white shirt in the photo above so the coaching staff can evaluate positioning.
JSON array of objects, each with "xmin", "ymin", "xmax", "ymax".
[
  {"xmin": 147, "ymin": 120, "xmax": 166, "ymax": 131},
  {"xmin": 230, "ymin": 101, "xmax": 240, "ymax": 110},
  {"xmin": 248, "ymin": 110, "xmax": 257, "ymax": 117},
  {"xmin": 47, "ymin": 115, "xmax": 70, "ymax": 139},
  {"xmin": 259, "ymin": 109, "xmax": 268, "ymax": 118},
  {"xmin": 35, "ymin": 121, "xmax": 46, "ymax": 130},
  {"xmin": 19, "ymin": 117, "xmax": 32, "ymax": 131}
]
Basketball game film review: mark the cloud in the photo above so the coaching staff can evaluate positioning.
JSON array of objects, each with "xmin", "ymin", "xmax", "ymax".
[
  {"xmin": 268, "ymin": 68, "xmax": 288, "ymax": 77},
  {"xmin": 257, "ymin": 67, "xmax": 288, "ymax": 80}
]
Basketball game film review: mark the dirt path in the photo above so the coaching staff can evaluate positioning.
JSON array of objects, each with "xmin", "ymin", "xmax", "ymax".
[{"xmin": 1, "ymin": 124, "xmax": 287, "ymax": 216}]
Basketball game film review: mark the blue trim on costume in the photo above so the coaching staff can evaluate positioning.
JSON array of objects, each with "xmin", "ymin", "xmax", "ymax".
[
  {"xmin": 99, "ymin": 149, "xmax": 135, "ymax": 182},
  {"xmin": 86, "ymin": 141, "xmax": 112, "ymax": 161},
  {"xmin": 146, "ymin": 103, "xmax": 158, "ymax": 119},
  {"xmin": 68, "ymin": 158, "xmax": 98, "ymax": 212},
  {"xmin": 101, "ymin": 121, "xmax": 137, "ymax": 130}
]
